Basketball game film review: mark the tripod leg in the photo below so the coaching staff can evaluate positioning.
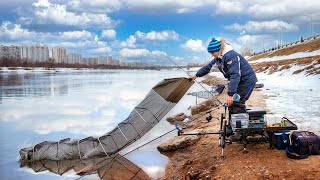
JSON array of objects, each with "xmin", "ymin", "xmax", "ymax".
[
  {"xmin": 243, "ymin": 145, "xmax": 248, "ymax": 154},
  {"xmin": 221, "ymin": 120, "xmax": 227, "ymax": 159},
  {"xmin": 243, "ymin": 133, "xmax": 248, "ymax": 154},
  {"xmin": 221, "ymin": 148, "xmax": 225, "ymax": 159},
  {"xmin": 218, "ymin": 113, "xmax": 224, "ymax": 147}
]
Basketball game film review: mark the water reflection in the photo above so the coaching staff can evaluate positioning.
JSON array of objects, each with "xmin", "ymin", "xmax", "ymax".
[
  {"xmin": 0, "ymin": 72, "xmax": 115, "ymax": 100},
  {"xmin": 20, "ymin": 154, "xmax": 151, "ymax": 179},
  {"xmin": 0, "ymin": 71, "xmax": 132, "ymax": 136}
]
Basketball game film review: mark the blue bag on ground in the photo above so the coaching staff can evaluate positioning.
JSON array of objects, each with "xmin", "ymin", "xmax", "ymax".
[{"xmin": 273, "ymin": 130, "xmax": 290, "ymax": 150}]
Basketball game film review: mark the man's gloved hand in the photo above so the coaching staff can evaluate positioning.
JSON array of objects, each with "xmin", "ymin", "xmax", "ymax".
[
  {"xmin": 190, "ymin": 75, "xmax": 197, "ymax": 82},
  {"xmin": 226, "ymin": 95, "xmax": 233, "ymax": 106}
]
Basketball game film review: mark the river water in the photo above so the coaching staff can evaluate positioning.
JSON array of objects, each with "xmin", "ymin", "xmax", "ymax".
[
  {"xmin": 2, "ymin": 68, "xmax": 319, "ymax": 179},
  {"xmin": 0, "ymin": 69, "xmax": 212, "ymax": 179}
]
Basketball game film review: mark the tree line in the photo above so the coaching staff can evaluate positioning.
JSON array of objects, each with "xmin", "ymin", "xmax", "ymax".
[{"xmin": 0, "ymin": 57, "xmax": 175, "ymax": 70}]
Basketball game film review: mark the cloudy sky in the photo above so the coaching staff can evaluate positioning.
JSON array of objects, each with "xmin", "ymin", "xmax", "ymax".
[{"xmin": 0, "ymin": 0, "xmax": 319, "ymax": 64}]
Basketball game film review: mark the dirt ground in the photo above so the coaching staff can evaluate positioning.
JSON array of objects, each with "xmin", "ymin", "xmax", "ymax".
[{"xmin": 161, "ymin": 76, "xmax": 320, "ymax": 180}]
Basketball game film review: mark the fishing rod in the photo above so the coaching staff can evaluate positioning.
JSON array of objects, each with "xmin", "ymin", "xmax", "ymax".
[
  {"xmin": 161, "ymin": 54, "xmax": 240, "ymax": 107},
  {"xmin": 77, "ymin": 128, "xmax": 177, "ymax": 179}
]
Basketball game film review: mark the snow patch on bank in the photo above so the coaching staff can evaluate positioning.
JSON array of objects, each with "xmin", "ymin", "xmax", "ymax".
[
  {"xmin": 257, "ymin": 72, "xmax": 320, "ymax": 134},
  {"xmin": 250, "ymin": 49, "xmax": 320, "ymax": 63}
]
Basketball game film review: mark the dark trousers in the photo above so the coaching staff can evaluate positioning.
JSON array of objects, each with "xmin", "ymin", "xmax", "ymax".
[{"xmin": 228, "ymin": 82, "xmax": 255, "ymax": 120}]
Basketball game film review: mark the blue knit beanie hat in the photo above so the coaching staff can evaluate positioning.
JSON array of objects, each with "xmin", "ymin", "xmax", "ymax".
[{"xmin": 207, "ymin": 38, "xmax": 221, "ymax": 53}]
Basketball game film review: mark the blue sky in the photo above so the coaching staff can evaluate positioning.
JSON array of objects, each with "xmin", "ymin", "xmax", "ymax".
[{"xmin": 0, "ymin": 0, "xmax": 319, "ymax": 65}]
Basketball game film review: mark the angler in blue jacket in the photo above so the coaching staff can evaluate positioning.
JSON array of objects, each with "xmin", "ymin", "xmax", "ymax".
[{"xmin": 191, "ymin": 38, "xmax": 258, "ymax": 116}]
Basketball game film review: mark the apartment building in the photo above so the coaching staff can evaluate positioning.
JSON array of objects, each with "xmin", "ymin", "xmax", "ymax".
[
  {"xmin": 21, "ymin": 45, "xmax": 49, "ymax": 62},
  {"xmin": 52, "ymin": 47, "xmax": 66, "ymax": 63},
  {"xmin": 0, "ymin": 45, "xmax": 21, "ymax": 59},
  {"xmin": 112, "ymin": 59, "xmax": 120, "ymax": 66},
  {"xmin": 128, "ymin": 61, "xmax": 143, "ymax": 67},
  {"xmin": 81, "ymin": 57, "xmax": 98, "ymax": 65},
  {"xmin": 97, "ymin": 56, "xmax": 113, "ymax": 65},
  {"xmin": 67, "ymin": 53, "xmax": 82, "ymax": 64}
]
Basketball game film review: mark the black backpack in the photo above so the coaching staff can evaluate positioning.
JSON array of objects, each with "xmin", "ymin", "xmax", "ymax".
[{"xmin": 286, "ymin": 131, "xmax": 320, "ymax": 159}]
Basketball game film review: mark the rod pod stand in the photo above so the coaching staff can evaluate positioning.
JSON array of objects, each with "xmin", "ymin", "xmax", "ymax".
[{"xmin": 175, "ymin": 111, "xmax": 227, "ymax": 159}]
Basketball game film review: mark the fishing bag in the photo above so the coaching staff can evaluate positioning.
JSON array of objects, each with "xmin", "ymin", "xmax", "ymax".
[{"xmin": 286, "ymin": 131, "xmax": 320, "ymax": 159}]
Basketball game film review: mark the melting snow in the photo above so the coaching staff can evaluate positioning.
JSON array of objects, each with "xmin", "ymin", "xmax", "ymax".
[{"xmin": 250, "ymin": 49, "xmax": 320, "ymax": 63}]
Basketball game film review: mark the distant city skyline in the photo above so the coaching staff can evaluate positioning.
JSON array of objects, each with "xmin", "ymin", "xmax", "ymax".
[
  {"xmin": 0, "ymin": 0, "xmax": 319, "ymax": 65},
  {"xmin": 0, "ymin": 44, "xmax": 163, "ymax": 67}
]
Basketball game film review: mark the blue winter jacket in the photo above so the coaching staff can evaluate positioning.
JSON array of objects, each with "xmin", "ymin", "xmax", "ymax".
[{"xmin": 196, "ymin": 49, "xmax": 257, "ymax": 96}]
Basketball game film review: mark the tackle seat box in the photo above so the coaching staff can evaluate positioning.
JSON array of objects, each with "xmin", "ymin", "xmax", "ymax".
[
  {"xmin": 231, "ymin": 113, "xmax": 249, "ymax": 128},
  {"xmin": 248, "ymin": 120, "xmax": 265, "ymax": 128},
  {"xmin": 246, "ymin": 107, "xmax": 267, "ymax": 120}
]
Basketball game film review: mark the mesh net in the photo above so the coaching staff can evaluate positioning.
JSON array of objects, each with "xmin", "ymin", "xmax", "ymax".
[
  {"xmin": 187, "ymin": 90, "xmax": 217, "ymax": 99},
  {"xmin": 19, "ymin": 77, "xmax": 193, "ymax": 162},
  {"xmin": 187, "ymin": 84, "xmax": 225, "ymax": 99}
]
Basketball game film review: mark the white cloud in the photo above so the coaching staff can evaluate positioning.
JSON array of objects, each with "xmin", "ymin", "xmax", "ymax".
[
  {"xmin": 119, "ymin": 48, "xmax": 168, "ymax": 59},
  {"xmin": 225, "ymin": 20, "xmax": 299, "ymax": 34},
  {"xmin": 33, "ymin": 0, "xmax": 50, "ymax": 7},
  {"xmin": 177, "ymin": 8, "xmax": 193, "ymax": 14},
  {"xmin": 212, "ymin": 0, "xmax": 320, "ymax": 22},
  {"xmin": 120, "ymin": 35, "xmax": 136, "ymax": 48},
  {"xmin": 236, "ymin": 35, "xmax": 268, "ymax": 46},
  {"xmin": 120, "ymin": 30, "xmax": 179, "ymax": 49},
  {"xmin": 117, "ymin": 47, "xmax": 185, "ymax": 65},
  {"xmin": 62, "ymin": 0, "xmax": 320, "ymax": 27},
  {"xmin": 171, "ymin": 56, "xmax": 183, "ymax": 62},
  {"xmin": 215, "ymin": 0, "xmax": 244, "ymax": 15},
  {"xmin": 63, "ymin": 0, "xmax": 320, "ymax": 21},
  {"xmin": 27, "ymin": 0, "xmax": 115, "ymax": 29},
  {"xmin": 191, "ymin": 56, "xmax": 201, "ymax": 61},
  {"xmin": 151, "ymin": 50, "xmax": 167, "ymax": 57},
  {"xmin": 90, "ymin": 46, "xmax": 112, "ymax": 54},
  {"xmin": 119, "ymin": 48, "xmax": 149, "ymax": 57},
  {"xmin": 59, "ymin": 30, "xmax": 96, "ymax": 40},
  {"xmin": 67, "ymin": 0, "xmax": 123, "ymax": 13},
  {"xmin": 0, "ymin": 21, "xmax": 39, "ymax": 40},
  {"xmin": 125, "ymin": 0, "xmax": 216, "ymax": 13},
  {"xmin": 181, "ymin": 39, "xmax": 206, "ymax": 52},
  {"xmin": 135, "ymin": 30, "xmax": 179, "ymax": 41},
  {"xmin": 248, "ymin": 0, "xmax": 320, "ymax": 20},
  {"xmin": 101, "ymin": 29, "xmax": 116, "ymax": 39}
]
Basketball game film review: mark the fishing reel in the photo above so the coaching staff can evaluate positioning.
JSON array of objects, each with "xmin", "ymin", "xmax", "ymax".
[
  {"xmin": 206, "ymin": 110, "xmax": 213, "ymax": 122},
  {"xmin": 205, "ymin": 110, "xmax": 221, "ymax": 122}
]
